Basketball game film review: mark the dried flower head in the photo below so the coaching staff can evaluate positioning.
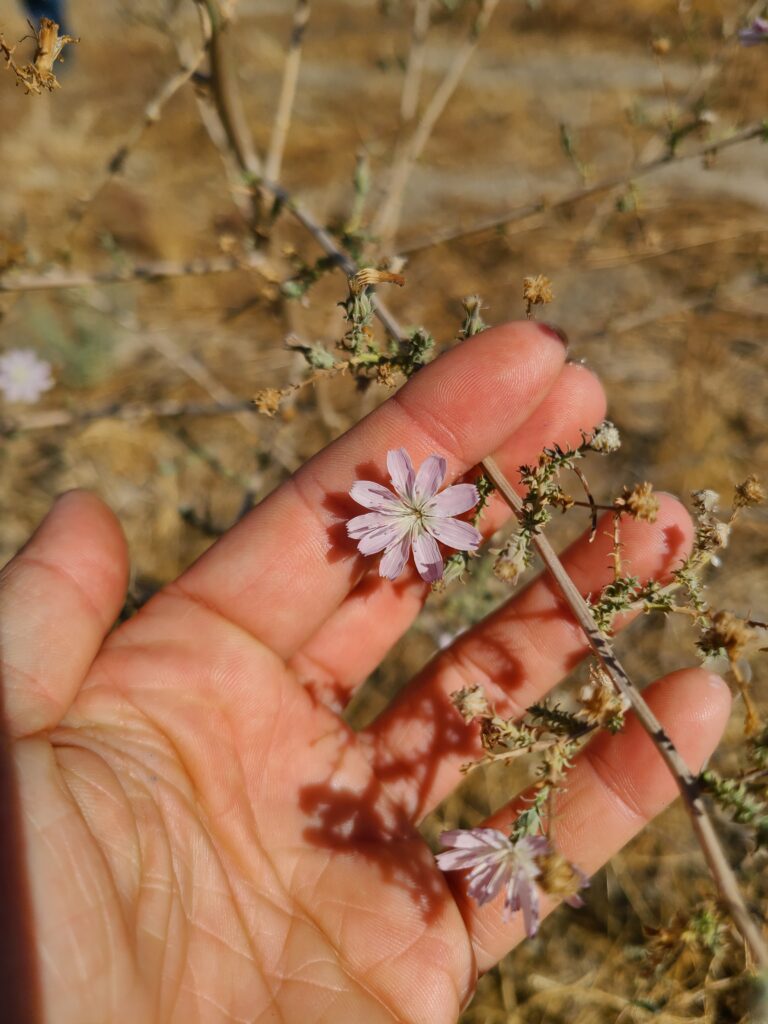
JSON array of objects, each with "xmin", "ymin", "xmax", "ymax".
[
  {"xmin": 692, "ymin": 489, "xmax": 720, "ymax": 514},
  {"xmin": 734, "ymin": 475, "xmax": 764, "ymax": 509},
  {"xmin": 699, "ymin": 611, "xmax": 754, "ymax": 662},
  {"xmin": 436, "ymin": 829, "xmax": 587, "ymax": 937},
  {"xmin": 588, "ymin": 420, "xmax": 621, "ymax": 454},
  {"xmin": 349, "ymin": 267, "xmax": 405, "ymax": 294},
  {"xmin": 0, "ymin": 18, "xmax": 78, "ymax": 95},
  {"xmin": 537, "ymin": 851, "xmax": 588, "ymax": 904},
  {"xmin": 253, "ymin": 387, "xmax": 285, "ymax": 417},
  {"xmin": 494, "ymin": 530, "xmax": 531, "ymax": 584},
  {"xmin": 690, "ymin": 488, "xmax": 731, "ymax": 558},
  {"xmin": 347, "ymin": 448, "xmax": 481, "ymax": 582},
  {"xmin": 615, "ymin": 481, "xmax": 660, "ymax": 523},
  {"xmin": 451, "ymin": 685, "xmax": 492, "ymax": 724},
  {"xmin": 579, "ymin": 665, "xmax": 629, "ymax": 732},
  {"xmin": 651, "ymin": 36, "xmax": 671, "ymax": 55},
  {"xmin": 0, "ymin": 348, "xmax": 54, "ymax": 403},
  {"xmin": 523, "ymin": 274, "xmax": 554, "ymax": 316}
]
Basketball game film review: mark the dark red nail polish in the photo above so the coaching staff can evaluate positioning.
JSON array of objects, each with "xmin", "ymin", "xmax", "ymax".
[{"xmin": 537, "ymin": 322, "xmax": 570, "ymax": 351}]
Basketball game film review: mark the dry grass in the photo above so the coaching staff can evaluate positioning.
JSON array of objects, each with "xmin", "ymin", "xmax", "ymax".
[{"xmin": 1, "ymin": 0, "xmax": 767, "ymax": 1019}]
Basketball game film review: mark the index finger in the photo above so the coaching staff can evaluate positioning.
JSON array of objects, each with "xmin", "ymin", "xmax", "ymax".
[{"xmin": 169, "ymin": 321, "xmax": 569, "ymax": 659}]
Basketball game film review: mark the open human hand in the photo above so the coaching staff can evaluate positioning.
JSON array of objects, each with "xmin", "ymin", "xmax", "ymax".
[{"xmin": 1, "ymin": 321, "xmax": 730, "ymax": 1023}]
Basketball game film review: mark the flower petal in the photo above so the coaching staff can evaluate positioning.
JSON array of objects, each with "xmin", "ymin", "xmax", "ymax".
[
  {"xmin": 347, "ymin": 511, "xmax": 393, "ymax": 539},
  {"xmin": 349, "ymin": 480, "xmax": 404, "ymax": 513},
  {"xmin": 515, "ymin": 870, "xmax": 541, "ymax": 937},
  {"xmin": 350, "ymin": 516, "xmax": 410, "ymax": 555},
  {"xmin": 423, "ymin": 483, "xmax": 479, "ymax": 517},
  {"xmin": 467, "ymin": 859, "xmax": 510, "ymax": 906},
  {"xmin": 379, "ymin": 531, "xmax": 412, "ymax": 580},
  {"xmin": 412, "ymin": 529, "xmax": 443, "ymax": 582},
  {"xmin": 413, "ymin": 454, "xmax": 447, "ymax": 503},
  {"xmin": 387, "ymin": 448, "xmax": 416, "ymax": 501},
  {"xmin": 424, "ymin": 516, "xmax": 482, "ymax": 551},
  {"xmin": 439, "ymin": 828, "xmax": 510, "ymax": 851}
]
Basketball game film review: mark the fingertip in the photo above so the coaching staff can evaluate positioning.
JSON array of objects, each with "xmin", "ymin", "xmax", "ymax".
[
  {"xmin": 645, "ymin": 667, "xmax": 732, "ymax": 763},
  {"xmin": 39, "ymin": 490, "xmax": 129, "ymax": 612}
]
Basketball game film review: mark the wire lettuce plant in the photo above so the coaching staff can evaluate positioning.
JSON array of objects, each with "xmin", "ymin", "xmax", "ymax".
[{"xmin": 282, "ymin": 265, "xmax": 768, "ymax": 981}]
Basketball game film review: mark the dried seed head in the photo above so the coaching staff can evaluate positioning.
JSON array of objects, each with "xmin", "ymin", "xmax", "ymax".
[
  {"xmin": 579, "ymin": 665, "xmax": 629, "ymax": 731},
  {"xmin": 349, "ymin": 268, "xmax": 405, "ymax": 294},
  {"xmin": 588, "ymin": 421, "xmax": 621, "ymax": 454},
  {"xmin": 451, "ymin": 685, "xmax": 492, "ymax": 724},
  {"xmin": 493, "ymin": 531, "xmax": 531, "ymax": 584},
  {"xmin": 651, "ymin": 36, "xmax": 672, "ymax": 55},
  {"xmin": 522, "ymin": 274, "xmax": 554, "ymax": 308},
  {"xmin": 692, "ymin": 489, "xmax": 720, "ymax": 514},
  {"xmin": 615, "ymin": 481, "xmax": 660, "ymax": 523},
  {"xmin": 734, "ymin": 475, "xmax": 765, "ymax": 509},
  {"xmin": 376, "ymin": 362, "xmax": 399, "ymax": 388},
  {"xmin": 253, "ymin": 387, "xmax": 285, "ymax": 417},
  {"xmin": 700, "ymin": 610, "xmax": 753, "ymax": 661},
  {"xmin": 537, "ymin": 851, "xmax": 587, "ymax": 902}
]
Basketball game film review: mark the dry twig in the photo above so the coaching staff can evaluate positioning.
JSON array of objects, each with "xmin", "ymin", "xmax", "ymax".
[
  {"xmin": 372, "ymin": 0, "xmax": 500, "ymax": 246},
  {"xmin": 400, "ymin": 0, "xmax": 431, "ymax": 123},
  {"xmin": 69, "ymin": 44, "xmax": 209, "ymax": 229},
  {"xmin": 399, "ymin": 120, "xmax": 768, "ymax": 254},
  {"xmin": 264, "ymin": 0, "xmax": 311, "ymax": 184},
  {"xmin": 0, "ymin": 251, "xmax": 273, "ymax": 294}
]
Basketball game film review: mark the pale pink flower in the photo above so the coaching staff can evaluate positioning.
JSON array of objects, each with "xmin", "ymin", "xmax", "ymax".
[
  {"xmin": 739, "ymin": 17, "xmax": 768, "ymax": 44},
  {"xmin": 437, "ymin": 828, "xmax": 586, "ymax": 938},
  {"xmin": 0, "ymin": 348, "xmax": 54, "ymax": 404},
  {"xmin": 347, "ymin": 448, "xmax": 481, "ymax": 582}
]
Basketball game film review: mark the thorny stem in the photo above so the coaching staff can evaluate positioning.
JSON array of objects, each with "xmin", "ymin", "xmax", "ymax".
[{"xmin": 481, "ymin": 454, "xmax": 768, "ymax": 971}]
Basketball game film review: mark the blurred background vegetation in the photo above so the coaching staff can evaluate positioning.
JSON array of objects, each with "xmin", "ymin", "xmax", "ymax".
[{"xmin": 0, "ymin": 0, "xmax": 766, "ymax": 1019}]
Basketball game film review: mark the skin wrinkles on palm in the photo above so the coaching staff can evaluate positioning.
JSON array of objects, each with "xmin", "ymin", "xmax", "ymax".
[{"xmin": 3, "ymin": 322, "xmax": 731, "ymax": 1024}]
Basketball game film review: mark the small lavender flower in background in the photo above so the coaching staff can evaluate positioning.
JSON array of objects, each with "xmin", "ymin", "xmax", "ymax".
[
  {"xmin": 0, "ymin": 348, "xmax": 54, "ymax": 404},
  {"xmin": 347, "ymin": 448, "xmax": 481, "ymax": 582},
  {"xmin": 739, "ymin": 17, "xmax": 768, "ymax": 45},
  {"xmin": 436, "ymin": 828, "xmax": 587, "ymax": 937}
]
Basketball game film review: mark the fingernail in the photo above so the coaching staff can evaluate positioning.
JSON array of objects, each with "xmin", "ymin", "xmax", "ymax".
[
  {"xmin": 537, "ymin": 322, "xmax": 569, "ymax": 351},
  {"xmin": 705, "ymin": 671, "xmax": 728, "ymax": 691}
]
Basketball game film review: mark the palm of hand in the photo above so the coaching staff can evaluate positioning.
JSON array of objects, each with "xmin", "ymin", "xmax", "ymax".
[
  {"xmin": 4, "ymin": 324, "xmax": 729, "ymax": 1023},
  {"xmin": 22, "ymin": 593, "xmax": 470, "ymax": 1024}
]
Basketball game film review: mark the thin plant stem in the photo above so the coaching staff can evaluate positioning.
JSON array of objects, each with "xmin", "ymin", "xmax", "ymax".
[
  {"xmin": 400, "ymin": 0, "xmax": 431, "ymax": 123},
  {"xmin": 0, "ymin": 399, "xmax": 256, "ymax": 436},
  {"xmin": 195, "ymin": 0, "xmax": 261, "ymax": 177},
  {"xmin": 0, "ymin": 252, "xmax": 272, "ymax": 294},
  {"xmin": 372, "ymin": 0, "xmax": 500, "ymax": 246},
  {"xmin": 68, "ymin": 44, "xmax": 208, "ymax": 232},
  {"xmin": 398, "ymin": 121, "xmax": 768, "ymax": 255},
  {"xmin": 264, "ymin": 0, "xmax": 311, "ymax": 184}
]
